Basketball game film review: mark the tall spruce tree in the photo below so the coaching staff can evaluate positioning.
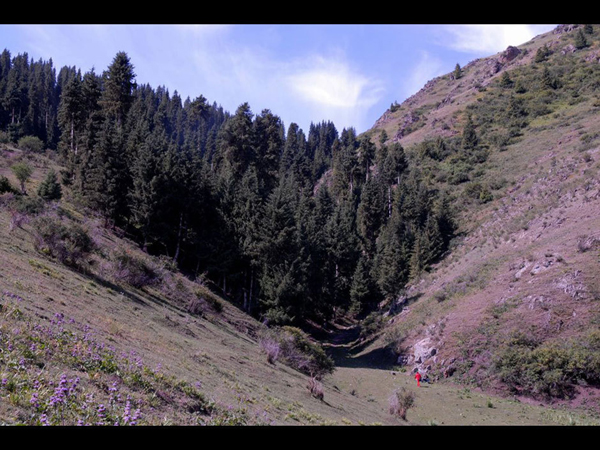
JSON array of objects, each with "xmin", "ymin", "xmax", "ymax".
[{"xmin": 101, "ymin": 52, "xmax": 136, "ymax": 127}]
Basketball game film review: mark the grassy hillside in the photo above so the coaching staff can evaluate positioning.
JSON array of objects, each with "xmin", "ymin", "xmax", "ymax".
[
  {"xmin": 0, "ymin": 146, "xmax": 401, "ymax": 426},
  {"xmin": 361, "ymin": 24, "xmax": 600, "ymax": 415}
]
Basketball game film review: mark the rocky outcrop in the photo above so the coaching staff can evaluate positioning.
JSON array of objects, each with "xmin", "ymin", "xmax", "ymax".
[{"xmin": 500, "ymin": 46, "xmax": 521, "ymax": 64}]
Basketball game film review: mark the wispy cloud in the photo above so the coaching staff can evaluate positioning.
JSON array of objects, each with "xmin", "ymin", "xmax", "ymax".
[
  {"xmin": 287, "ymin": 56, "xmax": 383, "ymax": 108},
  {"xmin": 285, "ymin": 55, "xmax": 385, "ymax": 130},
  {"xmin": 439, "ymin": 24, "xmax": 556, "ymax": 54}
]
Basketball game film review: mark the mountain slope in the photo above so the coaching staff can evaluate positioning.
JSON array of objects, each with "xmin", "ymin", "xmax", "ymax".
[{"xmin": 361, "ymin": 24, "xmax": 600, "ymax": 412}]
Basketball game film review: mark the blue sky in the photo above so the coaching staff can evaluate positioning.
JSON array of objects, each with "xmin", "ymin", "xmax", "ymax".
[{"xmin": 0, "ymin": 24, "xmax": 556, "ymax": 134}]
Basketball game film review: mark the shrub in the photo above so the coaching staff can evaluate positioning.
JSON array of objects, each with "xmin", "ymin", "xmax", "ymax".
[
  {"xmin": 0, "ymin": 175, "xmax": 16, "ymax": 194},
  {"xmin": 188, "ymin": 289, "xmax": 223, "ymax": 315},
  {"xmin": 259, "ymin": 337, "xmax": 281, "ymax": 365},
  {"xmin": 109, "ymin": 249, "xmax": 161, "ymax": 288},
  {"xmin": 389, "ymin": 387, "xmax": 415, "ymax": 420},
  {"xmin": 307, "ymin": 377, "xmax": 324, "ymax": 401},
  {"xmin": 493, "ymin": 331, "xmax": 600, "ymax": 399},
  {"xmin": 11, "ymin": 195, "xmax": 45, "ymax": 215},
  {"xmin": 31, "ymin": 215, "xmax": 95, "ymax": 267},
  {"xmin": 258, "ymin": 326, "xmax": 334, "ymax": 377},
  {"xmin": 17, "ymin": 135, "xmax": 44, "ymax": 153}
]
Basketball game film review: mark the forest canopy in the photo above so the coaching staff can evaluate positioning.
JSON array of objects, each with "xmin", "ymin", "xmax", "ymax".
[{"xmin": 0, "ymin": 49, "xmax": 455, "ymax": 326}]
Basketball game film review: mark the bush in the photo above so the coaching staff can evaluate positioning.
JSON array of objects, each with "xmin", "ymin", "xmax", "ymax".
[
  {"xmin": 32, "ymin": 215, "xmax": 95, "ymax": 267},
  {"xmin": 0, "ymin": 175, "xmax": 16, "ymax": 194},
  {"xmin": 307, "ymin": 377, "xmax": 324, "ymax": 401},
  {"xmin": 389, "ymin": 387, "xmax": 415, "ymax": 420},
  {"xmin": 109, "ymin": 249, "xmax": 161, "ymax": 288},
  {"xmin": 259, "ymin": 337, "xmax": 281, "ymax": 365},
  {"xmin": 493, "ymin": 331, "xmax": 600, "ymax": 399},
  {"xmin": 17, "ymin": 135, "xmax": 44, "ymax": 153},
  {"xmin": 258, "ymin": 326, "xmax": 334, "ymax": 377},
  {"xmin": 11, "ymin": 195, "xmax": 45, "ymax": 215}
]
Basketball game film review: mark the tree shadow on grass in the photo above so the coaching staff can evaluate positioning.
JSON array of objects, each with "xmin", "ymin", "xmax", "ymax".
[
  {"xmin": 322, "ymin": 324, "xmax": 398, "ymax": 371},
  {"xmin": 332, "ymin": 345, "xmax": 398, "ymax": 371}
]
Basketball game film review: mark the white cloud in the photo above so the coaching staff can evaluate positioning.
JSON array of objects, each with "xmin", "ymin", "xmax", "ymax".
[
  {"xmin": 440, "ymin": 24, "xmax": 556, "ymax": 54},
  {"xmin": 287, "ymin": 56, "xmax": 383, "ymax": 109},
  {"xmin": 285, "ymin": 55, "xmax": 385, "ymax": 130}
]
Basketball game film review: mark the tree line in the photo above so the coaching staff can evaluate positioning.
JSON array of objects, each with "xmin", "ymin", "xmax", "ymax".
[{"xmin": 0, "ymin": 49, "xmax": 455, "ymax": 326}]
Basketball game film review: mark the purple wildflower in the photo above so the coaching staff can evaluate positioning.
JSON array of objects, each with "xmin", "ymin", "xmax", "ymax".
[{"xmin": 30, "ymin": 392, "xmax": 39, "ymax": 408}]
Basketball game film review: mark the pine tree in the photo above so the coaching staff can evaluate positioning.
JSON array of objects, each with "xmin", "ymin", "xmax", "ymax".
[
  {"xmin": 57, "ymin": 70, "xmax": 84, "ymax": 155},
  {"xmin": 217, "ymin": 102, "xmax": 255, "ymax": 179},
  {"xmin": 462, "ymin": 114, "xmax": 478, "ymax": 150},
  {"xmin": 356, "ymin": 174, "xmax": 385, "ymax": 257},
  {"xmin": 500, "ymin": 71, "xmax": 513, "ymax": 88},
  {"xmin": 101, "ymin": 52, "xmax": 136, "ymax": 127},
  {"xmin": 84, "ymin": 117, "xmax": 128, "ymax": 226},
  {"xmin": 253, "ymin": 109, "xmax": 284, "ymax": 196},
  {"xmin": 37, "ymin": 169, "xmax": 62, "ymax": 200},
  {"xmin": 453, "ymin": 63, "xmax": 462, "ymax": 80},
  {"xmin": 575, "ymin": 29, "xmax": 589, "ymax": 49},
  {"xmin": 349, "ymin": 253, "xmax": 378, "ymax": 315},
  {"xmin": 534, "ymin": 45, "xmax": 550, "ymax": 63},
  {"xmin": 257, "ymin": 174, "xmax": 304, "ymax": 324}
]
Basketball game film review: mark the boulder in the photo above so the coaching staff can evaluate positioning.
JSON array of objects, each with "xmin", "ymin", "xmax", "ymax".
[{"xmin": 500, "ymin": 46, "xmax": 521, "ymax": 64}]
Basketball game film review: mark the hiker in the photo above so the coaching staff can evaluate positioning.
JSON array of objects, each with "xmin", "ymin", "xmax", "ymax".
[{"xmin": 415, "ymin": 371, "xmax": 422, "ymax": 387}]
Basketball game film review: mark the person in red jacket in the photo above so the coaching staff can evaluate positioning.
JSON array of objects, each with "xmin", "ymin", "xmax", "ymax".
[{"xmin": 415, "ymin": 371, "xmax": 422, "ymax": 387}]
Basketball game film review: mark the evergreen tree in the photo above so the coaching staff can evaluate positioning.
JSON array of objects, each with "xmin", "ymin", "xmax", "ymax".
[
  {"xmin": 453, "ymin": 63, "xmax": 462, "ymax": 79},
  {"xmin": 325, "ymin": 192, "xmax": 360, "ymax": 310},
  {"xmin": 575, "ymin": 29, "xmax": 589, "ymax": 49},
  {"xmin": 534, "ymin": 45, "xmax": 550, "ymax": 63},
  {"xmin": 84, "ymin": 117, "xmax": 128, "ymax": 227},
  {"xmin": 257, "ymin": 174, "xmax": 304, "ymax": 324},
  {"xmin": 541, "ymin": 66, "xmax": 557, "ymax": 90},
  {"xmin": 357, "ymin": 135, "xmax": 376, "ymax": 182},
  {"xmin": 57, "ymin": 70, "xmax": 84, "ymax": 155},
  {"xmin": 37, "ymin": 169, "xmax": 62, "ymax": 200},
  {"xmin": 349, "ymin": 253, "xmax": 378, "ymax": 315},
  {"xmin": 253, "ymin": 109, "xmax": 284, "ymax": 195},
  {"xmin": 356, "ymin": 174, "xmax": 385, "ymax": 257},
  {"xmin": 500, "ymin": 71, "xmax": 513, "ymax": 88},
  {"xmin": 462, "ymin": 114, "xmax": 478, "ymax": 150},
  {"xmin": 101, "ymin": 51, "xmax": 136, "ymax": 126},
  {"xmin": 217, "ymin": 102, "xmax": 255, "ymax": 178}
]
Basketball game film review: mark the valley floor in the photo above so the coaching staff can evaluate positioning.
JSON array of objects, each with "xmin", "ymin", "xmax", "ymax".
[{"xmin": 322, "ymin": 323, "xmax": 600, "ymax": 426}]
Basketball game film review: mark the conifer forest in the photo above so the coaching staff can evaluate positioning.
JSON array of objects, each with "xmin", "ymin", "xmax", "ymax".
[{"xmin": 0, "ymin": 49, "xmax": 455, "ymax": 326}]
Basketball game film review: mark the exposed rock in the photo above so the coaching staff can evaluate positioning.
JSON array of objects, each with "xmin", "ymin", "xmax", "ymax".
[
  {"xmin": 500, "ymin": 46, "xmax": 521, "ymax": 64},
  {"xmin": 585, "ymin": 50, "xmax": 600, "ymax": 63},
  {"xmin": 561, "ymin": 44, "xmax": 577, "ymax": 55},
  {"xmin": 554, "ymin": 24, "xmax": 577, "ymax": 34},
  {"xmin": 514, "ymin": 263, "xmax": 531, "ymax": 280},
  {"xmin": 556, "ymin": 271, "xmax": 587, "ymax": 299}
]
